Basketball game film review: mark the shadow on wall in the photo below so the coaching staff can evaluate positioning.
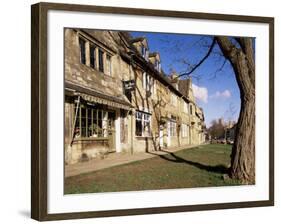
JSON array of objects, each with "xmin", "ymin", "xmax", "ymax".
[{"xmin": 133, "ymin": 68, "xmax": 168, "ymax": 152}]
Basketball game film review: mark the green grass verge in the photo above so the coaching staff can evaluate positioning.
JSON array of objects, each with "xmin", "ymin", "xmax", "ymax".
[{"xmin": 65, "ymin": 144, "xmax": 241, "ymax": 194}]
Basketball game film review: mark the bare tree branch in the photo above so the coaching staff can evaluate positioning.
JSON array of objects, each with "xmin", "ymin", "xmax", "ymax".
[{"xmin": 175, "ymin": 37, "xmax": 216, "ymax": 79}]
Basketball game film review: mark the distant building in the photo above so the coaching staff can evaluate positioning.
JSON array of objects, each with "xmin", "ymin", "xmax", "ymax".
[
  {"xmin": 64, "ymin": 29, "xmax": 206, "ymax": 164},
  {"xmin": 226, "ymin": 123, "xmax": 236, "ymax": 141}
]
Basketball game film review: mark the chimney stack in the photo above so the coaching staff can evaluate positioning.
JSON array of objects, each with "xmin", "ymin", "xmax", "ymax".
[{"xmin": 170, "ymin": 71, "xmax": 179, "ymax": 90}]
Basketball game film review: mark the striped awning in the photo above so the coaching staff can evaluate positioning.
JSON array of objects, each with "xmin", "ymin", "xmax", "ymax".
[
  {"xmin": 79, "ymin": 93, "xmax": 132, "ymax": 111},
  {"xmin": 65, "ymin": 81, "xmax": 133, "ymax": 111}
]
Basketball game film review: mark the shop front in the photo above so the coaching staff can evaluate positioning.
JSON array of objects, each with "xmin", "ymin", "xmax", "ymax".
[{"xmin": 64, "ymin": 83, "xmax": 132, "ymax": 164}]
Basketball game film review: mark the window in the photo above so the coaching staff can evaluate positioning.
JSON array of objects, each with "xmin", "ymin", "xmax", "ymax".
[
  {"xmin": 190, "ymin": 104, "xmax": 193, "ymax": 115},
  {"xmin": 142, "ymin": 72, "xmax": 146, "ymax": 89},
  {"xmin": 73, "ymin": 104, "xmax": 112, "ymax": 139},
  {"xmin": 79, "ymin": 38, "xmax": 86, "ymax": 65},
  {"xmin": 90, "ymin": 44, "xmax": 96, "ymax": 68},
  {"xmin": 143, "ymin": 72, "xmax": 153, "ymax": 95},
  {"xmin": 169, "ymin": 119, "xmax": 177, "ymax": 137},
  {"xmin": 135, "ymin": 111, "xmax": 142, "ymax": 137},
  {"xmin": 106, "ymin": 55, "xmax": 111, "ymax": 76},
  {"xmin": 98, "ymin": 49, "xmax": 104, "ymax": 73},
  {"xmin": 155, "ymin": 60, "xmax": 161, "ymax": 72},
  {"xmin": 135, "ymin": 111, "xmax": 151, "ymax": 137},
  {"xmin": 78, "ymin": 35, "xmax": 113, "ymax": 75},
  {"xmin": 141, "ymin": 45, "xmax": 146, "ymax": 58},
  {"xmin": 182, "ymin": 123, "xmax": 189, "ymax": 137}
]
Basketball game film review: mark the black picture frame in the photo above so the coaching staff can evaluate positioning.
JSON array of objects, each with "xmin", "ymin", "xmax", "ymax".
[{"xmin": 31, "ymin": 2, "xmax": 274, "ymax": 221}]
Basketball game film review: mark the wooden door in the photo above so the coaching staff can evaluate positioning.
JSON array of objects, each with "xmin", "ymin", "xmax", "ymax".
[{"xmin": 108, "ymin": 112, "xmax": 116, "ymax": 152}]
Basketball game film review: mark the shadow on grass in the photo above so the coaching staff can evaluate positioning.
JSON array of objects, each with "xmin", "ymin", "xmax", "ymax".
[{"xmin": 148, "ymin": 150, "xmax": 229, "ymax": 175}]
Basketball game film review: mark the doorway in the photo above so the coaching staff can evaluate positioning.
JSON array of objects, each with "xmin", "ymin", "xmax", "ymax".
[{"xmin": 108, "ymin": 111, "xmax": 116, "ymax": 152}]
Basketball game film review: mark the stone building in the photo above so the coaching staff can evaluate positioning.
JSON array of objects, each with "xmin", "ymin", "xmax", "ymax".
[{"xmin": 64, "ymin": 28, "xmax": 206, "ymax": 164}]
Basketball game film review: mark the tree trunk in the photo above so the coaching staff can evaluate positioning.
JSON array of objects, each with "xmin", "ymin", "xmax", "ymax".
[
  {"xmin": 215, "ymin": 37, "xmax": 255, "ymax": 184},
  {"xmin": 231, "ymin": 92, "xmax": 255, "ymax": 184}
]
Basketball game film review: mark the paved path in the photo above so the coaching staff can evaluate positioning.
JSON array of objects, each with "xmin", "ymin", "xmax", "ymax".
[{"xmin": 65, "ymin": 144, "xmax": 201, "ymax": 178}]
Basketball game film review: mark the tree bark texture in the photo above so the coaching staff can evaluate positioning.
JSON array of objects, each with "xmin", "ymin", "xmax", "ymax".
[{"xmin": 215, "ymin": 37, "xmax": 255, "ymax": 184}]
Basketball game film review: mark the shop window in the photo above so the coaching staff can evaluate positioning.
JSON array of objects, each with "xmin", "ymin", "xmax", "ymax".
[{"xmin": 73, "ymin": 104, "xmax": 112, "ymax": 139}]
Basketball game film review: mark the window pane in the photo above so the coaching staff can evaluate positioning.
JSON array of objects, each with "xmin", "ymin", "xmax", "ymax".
[
  {"xmin": 108, "ymin": 112, "xmax": 115, "ymax": 130},
  {"xmin": 136, "ymin": 120, "xmax": 142, "ymax": 136},
  {"xmin": 79, "ymin": 38, "xmax": 86, "ymax": 64},
  {"xmin": 144, "ymin": 120, "xmax": 150, "ymax": 136},
  {"xmin": 136, "ymin": 111, "xmax": 142, "ymax": 120},
  {"xmin": 142, "ymin": 72, "xmax": 146, "ymax": 89},
  {"xmin": 80, "ymin": 107, "xmax": 87, "ymax": 137},
  {"xmin": 74, "ymin": 105, "xmax": 80, "ymax": 138},
  {"xmin": 98, "ymin": 49, "xmax": 104, "ymax": 72},
  {"xmin": 87, "ymin": 108, "xmax": 92, "ymax": 137},
  {"xmin": 97, "ymin": 110, "xmax": 103, "ymax": 137},
  {"xmin": 103, "ymin": 111, "xmax": 108, "ymax": 137},
  {"xmin": 141, "ymin": 46, "xmax": 146, "ymax": 57},
  {"xmin": 90, "ymin": 45, "xmax": 96, "ymax": 68}
]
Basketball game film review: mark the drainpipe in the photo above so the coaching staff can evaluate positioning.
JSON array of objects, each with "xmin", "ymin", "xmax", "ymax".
[
  {"xmin": 131, "ymin": 110, "xmax": 134, "ymax": 155},
  {"xmin": 128, "ymin": 53, "xmax": 135, "ymax": 155}
]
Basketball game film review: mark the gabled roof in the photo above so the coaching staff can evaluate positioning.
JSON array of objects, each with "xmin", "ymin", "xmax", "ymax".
[
  {"xmin": 118, "ymin": 32, "xmax": 195, "ymax": 103},
  {"xmin": 130, "ymin": 37, "xmax": 146, "ymax": 43},
  {"xmin": 149, "ymin": 52, "xmax": 159, "ymax": 57}
]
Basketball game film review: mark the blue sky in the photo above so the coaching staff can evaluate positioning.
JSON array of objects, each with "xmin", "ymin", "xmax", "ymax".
[{"xmin": 130, "ymin": 31, "xmax": 243, "ymax": 127}]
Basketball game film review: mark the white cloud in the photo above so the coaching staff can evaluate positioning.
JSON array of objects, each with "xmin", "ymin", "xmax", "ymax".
[
  {"xmin": 210, "ymin": 90, "xmax": 231, "ymax": 99},
  {"xmin": 192, "ymin": 84, "xmax": 208, "ymax": 103}
]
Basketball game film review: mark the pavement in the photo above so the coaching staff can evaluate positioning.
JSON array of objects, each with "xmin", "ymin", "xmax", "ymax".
[{"xmin": 65, "ymin": 144, "xmax": 201, "ymax": 178}]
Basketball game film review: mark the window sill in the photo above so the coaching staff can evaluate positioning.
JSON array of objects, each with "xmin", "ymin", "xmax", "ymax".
[
  {"xmin": 73, "ymin": 137, "xmax": 109, "ymax": 142},
  {"xmin": 135, "ymin": 136, "xmax": 153, "ymax": 139},
  {"xmin": 79, "ymin": 63, "xmax": 115, "ymax": 80}
]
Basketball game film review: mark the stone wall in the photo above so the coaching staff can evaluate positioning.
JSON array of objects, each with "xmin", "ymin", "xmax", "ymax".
[{"xmin": 64, "ymin": 28, "xmax": 206, "ymax": 164}]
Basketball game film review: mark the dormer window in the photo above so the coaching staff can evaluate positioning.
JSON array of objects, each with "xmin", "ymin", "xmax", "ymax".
[
  {"xmin": 155, "ymin": 60, "xmax": 161, "ymax": 72},
  {"xmin": 141, "ymin": 45, "xmax": 149, "ymax": 60}
]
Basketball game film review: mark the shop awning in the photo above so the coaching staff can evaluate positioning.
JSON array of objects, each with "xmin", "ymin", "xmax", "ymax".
[
  {"xmin": 79, "ymin": 93, "xmax": 132, "ymax": 110},
  {"xmin": 65, "ymin": 81, "xmax": 133, "ymax": 111}
]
